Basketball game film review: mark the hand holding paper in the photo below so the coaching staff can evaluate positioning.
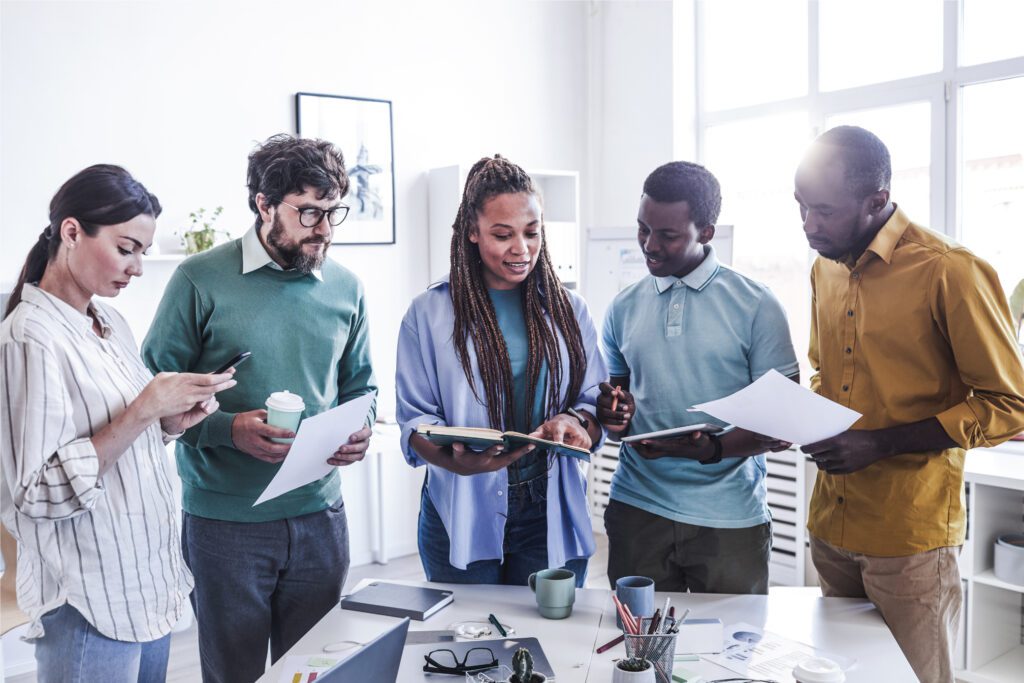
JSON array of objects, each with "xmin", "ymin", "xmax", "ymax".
[
  {"xmin": 690, "ymin": 369, "xmax": 861, "ymax": 446},
  {"xmin": 254, "ymin": 392, "xmax": 376, "ymax": 506}
]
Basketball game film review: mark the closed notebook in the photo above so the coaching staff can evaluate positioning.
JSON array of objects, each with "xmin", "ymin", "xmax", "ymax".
[
  {"xmin": 340, "ymin": 582, "xmax": 454, "ymax": 621},
  {"xmin": 416, "ymin": 424, "xmax": 591, "ymax": 462}
]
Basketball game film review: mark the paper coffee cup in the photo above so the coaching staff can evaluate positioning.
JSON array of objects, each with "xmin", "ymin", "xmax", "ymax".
[
  {"xmin": 266, "ymin": 391, "xmax": 304, "ymax": 444},
  {"xmin": 793, "ymin": 657, "xmax": 845, "ymax": 683}
]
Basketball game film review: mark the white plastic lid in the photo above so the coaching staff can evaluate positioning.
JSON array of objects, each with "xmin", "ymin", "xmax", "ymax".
[
  {"xmin": 793, "ymin": 657, "xmax": 845, "ymax": 683},
  {"xmin": 266, "ymin": 390, "xmax": 305, "ymax": 412}
]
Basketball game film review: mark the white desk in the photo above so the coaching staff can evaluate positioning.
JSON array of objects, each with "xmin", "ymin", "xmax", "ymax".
[{"xmin": 259, "ymin": 581, "xmax": 914, "ymax": 682}]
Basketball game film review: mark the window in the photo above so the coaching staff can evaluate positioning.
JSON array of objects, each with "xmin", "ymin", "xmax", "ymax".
[
  {"xmin": 690, "ymin": 0, "xmax": 1024, "ymax": 371},
  {"xmin": 960, "ymin": 77, "xmax": 1024, "ymax": 300}
]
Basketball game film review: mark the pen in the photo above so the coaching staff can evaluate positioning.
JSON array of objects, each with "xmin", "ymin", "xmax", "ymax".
[
  {"xmin": 610, "ymin": 385, "xmax": 622, "ymax": 412},
  {"xmin": 488, "ymin": 613, "xmax": 508, "ymax": 637},
  {"xmin": 671, "ymin": 608, "xmax": 690, "ymax": 634},
  {"xmin": 595, "ymin": 633, "xmax": 625, "ymax": 653},
  {"xmin": 567, "ymin": 407, "xmax": 589, "ymax": 428},
  {"xmin": 647, "ymin": 608, "xmax": 662, "ymax": 634}
]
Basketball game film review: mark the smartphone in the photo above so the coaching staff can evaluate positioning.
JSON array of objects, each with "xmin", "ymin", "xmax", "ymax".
[{"xmin": 212, "ymin": 351, "xmax": 251, "ymax": 374}]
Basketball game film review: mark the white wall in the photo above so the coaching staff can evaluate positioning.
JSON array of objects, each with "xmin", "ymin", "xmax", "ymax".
[
  {"xmin": 584, "ymin": 0, "xmax": 680, "ymax": 233},
  {"xmin": 0, "ymin": 0, "xmax": 590, "ymax": 420}
]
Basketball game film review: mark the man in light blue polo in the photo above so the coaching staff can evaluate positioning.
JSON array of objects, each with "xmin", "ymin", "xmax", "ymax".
[{"xmin": 596, "ymin": 161, "xmax": 798, "ymax": 593}]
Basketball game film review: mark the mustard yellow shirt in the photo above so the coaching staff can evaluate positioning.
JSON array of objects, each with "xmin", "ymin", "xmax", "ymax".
[{"xmin": 807, "ymin": 207, "xmax": 1024, "ymax": 556}]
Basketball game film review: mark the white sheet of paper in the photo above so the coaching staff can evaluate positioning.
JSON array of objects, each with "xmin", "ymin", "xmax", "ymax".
[
  {"xmin": 254, "ymin": 392, "xmax": 376, "ymax": 506},
  {"xmin": 689, "ymin": 369, "xmax": 861, "ymax": 445}
]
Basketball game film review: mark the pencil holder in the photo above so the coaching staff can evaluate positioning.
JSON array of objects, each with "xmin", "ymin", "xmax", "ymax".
[{"xmin": 623, "ymin": 617, "xmax": 677, "ymax": 683}]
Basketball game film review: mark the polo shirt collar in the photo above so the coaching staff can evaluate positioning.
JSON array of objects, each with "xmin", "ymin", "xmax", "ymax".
[
  {"xmin": 22, "ymin": 284, "xmax": 113, "ymax": 338},
  {"xmin": 654, "ymin": 244, "xmax": 721, "ymax": 294},
  {"xmin": 241, "ymin": 226, "xmax": 324, "ymax": 281}
]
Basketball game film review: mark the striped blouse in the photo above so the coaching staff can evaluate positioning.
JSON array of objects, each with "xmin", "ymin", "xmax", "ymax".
[{"xmin": 0, "ymin": 284, "xmax": 193, "ymax": 642}]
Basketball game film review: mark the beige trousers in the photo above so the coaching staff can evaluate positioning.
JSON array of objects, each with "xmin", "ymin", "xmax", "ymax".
[{"xmin": 810, "ymin": 535, "xmax": 962, "ymax": 683}]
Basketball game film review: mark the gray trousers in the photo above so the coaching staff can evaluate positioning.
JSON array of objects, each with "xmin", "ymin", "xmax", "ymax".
[
  {"xmin": 604, "ymin": 498, "xmax": 771, "ymax": 594},
  {"xmin": 182, "ymin": 502, "xmax": 350, "ymax": 683}
]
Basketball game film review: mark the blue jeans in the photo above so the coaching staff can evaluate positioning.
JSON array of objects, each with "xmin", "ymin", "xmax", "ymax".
[
  {"xmin": 181, "ymin": 502, "xmax": 350, "ymax": 683},
  {"xmin": 418, "ymin": 476, "xmax": 588, "ymax": 587},
  {"xmin": 34, "ymin": 603, "xmax": 170, "ymax": 683}
]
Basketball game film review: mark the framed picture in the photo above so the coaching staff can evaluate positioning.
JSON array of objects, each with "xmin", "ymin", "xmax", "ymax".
[{"xmin": 295, "ymin": 92, "xmax": 396, "ymax": 245}]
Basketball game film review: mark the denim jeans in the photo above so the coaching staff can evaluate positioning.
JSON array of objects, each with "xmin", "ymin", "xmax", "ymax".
[
  {"xmin": 181, "ymin": 502, "xmax": 350, "ymax": 683},
  {"xmin": 418, "ymin": 476, "xmax": 588, "ymax": 587},
  {"xmin": 34, "ymin": 603, "xmax": 170, "ymax": 683}
]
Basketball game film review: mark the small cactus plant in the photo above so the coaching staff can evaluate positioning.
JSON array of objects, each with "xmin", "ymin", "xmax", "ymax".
[
  {"xmin": 511, "ymin": 646, "xmax": 544, "ymax": 683},
  {"xmin": 616, "ymin": 657, "xmax": 651, "ymax": 672}
]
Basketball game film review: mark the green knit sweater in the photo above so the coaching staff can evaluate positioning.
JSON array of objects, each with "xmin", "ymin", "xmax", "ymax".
[{"xmin": 141, "ymin": 239, "xmax": 377, "ymax": 522}]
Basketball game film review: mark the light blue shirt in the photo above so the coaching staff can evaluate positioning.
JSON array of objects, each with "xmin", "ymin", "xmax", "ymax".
[
  {"xmin": 602, "ymin": 246, "xmax": 799, "ymax": 528},
  {"xmin": 396, "ymin": 276, "xmax": 607, "ymax": 570}
]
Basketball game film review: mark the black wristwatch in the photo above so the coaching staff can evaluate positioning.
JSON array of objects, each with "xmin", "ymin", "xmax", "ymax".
[{"xmin": 699, "ymin": 433, "xmax": 723, "ymax": 465}]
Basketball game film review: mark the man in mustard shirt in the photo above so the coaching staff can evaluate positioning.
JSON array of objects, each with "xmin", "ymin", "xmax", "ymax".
[{"xmin": 794, "ymin": 125, "xmax": 1024, "ymax": 683}]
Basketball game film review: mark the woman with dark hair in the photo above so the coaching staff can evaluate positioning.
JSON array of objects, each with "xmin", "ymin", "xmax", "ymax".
[
  {"xmin": 396, "ymin": 155, "xmax": 606, "ymax": 586},
  {"xmin": 0, "ymin": 165, "xmax": 236, "ymax": 683}
]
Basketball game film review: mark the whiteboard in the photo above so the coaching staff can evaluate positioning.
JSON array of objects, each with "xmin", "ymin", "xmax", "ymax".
[{"xmin": 582, "ymin": 226, "xmax": 733, "ymax": 333}]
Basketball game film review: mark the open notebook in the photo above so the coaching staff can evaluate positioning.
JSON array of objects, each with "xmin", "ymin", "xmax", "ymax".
[{"xmin": 416, "ymin": 424, "xmax": 591, "ymax": 462}]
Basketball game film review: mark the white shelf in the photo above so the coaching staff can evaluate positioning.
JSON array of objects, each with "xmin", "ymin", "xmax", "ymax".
[
  {"xmin": 961, "ymin": 645, "xmax": 1024, "ymax": 683},
  {"xmin": 966, "ymin": 446, "xmax": 1024, "ymax": 491},
  {"xmin": 974, "ymin": 569, "xmax": 1024, "ymax": 594}
]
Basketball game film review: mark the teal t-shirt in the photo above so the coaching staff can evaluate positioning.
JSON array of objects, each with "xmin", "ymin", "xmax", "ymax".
[
  {"xmin": 141, "ymin": 238, "xmax": 377, "ymax": 522},
  {"xmin": 602, "ymin": 245, "xmax": 799, "ymax": 528},
  {"xmin": 488, "ymin": 287, "xmax": 548, "ymax": 484}
]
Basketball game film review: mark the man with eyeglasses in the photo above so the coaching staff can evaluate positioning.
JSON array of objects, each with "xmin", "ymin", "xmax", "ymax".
[{"xmin": 142, "ymin": 133, "xmax": 377, "ymax": 683}]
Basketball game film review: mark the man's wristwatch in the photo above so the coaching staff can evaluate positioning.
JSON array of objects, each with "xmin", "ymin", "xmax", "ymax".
[{"xmin": 699, "ymin": 432, "xmax": 723, "ymax": 465}]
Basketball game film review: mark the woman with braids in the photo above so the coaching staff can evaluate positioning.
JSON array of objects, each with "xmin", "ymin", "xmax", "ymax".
[
  {"xmin": 397, "ymin": 155, "xmax": 606, "ymax": 586},
  {"xmin": 1, "ymin": 165, "xmax": 235, "ymax": 682}
]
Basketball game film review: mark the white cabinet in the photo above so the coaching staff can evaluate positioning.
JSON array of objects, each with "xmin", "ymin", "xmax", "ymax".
[
  {"xmin": 340, "ymin": 422, "xmax": 423, "ymax": 567},
  {"xmin": 958, "ymin": 444, "xmax": 1024, "ymax": 683},
  {"xmin": 427, "ymin": 165, "xmax": 581, "ymax": 288}
]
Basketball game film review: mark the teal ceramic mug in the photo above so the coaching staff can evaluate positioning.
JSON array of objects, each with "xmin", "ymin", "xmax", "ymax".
[{"xmin": 528, "ymin": 568, "xmax": 576, "ymax": 619}]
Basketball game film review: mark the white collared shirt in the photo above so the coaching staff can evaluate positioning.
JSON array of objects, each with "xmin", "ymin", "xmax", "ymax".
[
  {"xmin": 0, "ymin": 285, "xmax": 193, "ymax": 641},
  {"xmin": 241, "ymin": 225, "xmax": 323, "ymax": 281}
]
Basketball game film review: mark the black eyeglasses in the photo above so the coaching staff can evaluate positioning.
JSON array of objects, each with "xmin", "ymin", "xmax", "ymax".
[
  {"xmin": 423, "ymin": 647, "xmax": 498, "ymax": 675},
  {"xmin": 278, "ymin": 200, "xmax": 350, "ymax": 228}
]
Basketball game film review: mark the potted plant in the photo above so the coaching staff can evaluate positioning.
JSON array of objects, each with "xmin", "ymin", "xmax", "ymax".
[
  {"xmin": 179, "ymin": 206, "xmax": 225, "ymax": 255},
  {"xmin": 612, "ymin": 657, "xmax": 655, "ymax": 682},
  {"xmin": 509, "ymin": 647, "xmax": 546, "ymax": 683}
]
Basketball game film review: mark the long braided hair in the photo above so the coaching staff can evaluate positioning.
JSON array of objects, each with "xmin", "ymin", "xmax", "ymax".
[{"xmin": 450, "ymin": 155, "xmax": 587, "ymax": 431}]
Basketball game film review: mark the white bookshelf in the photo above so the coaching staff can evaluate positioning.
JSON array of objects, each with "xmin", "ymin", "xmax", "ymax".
[
  {"xmin": 959, "ymin": 445, "xmax": 1024, "ymax": 682},
  {"xmin": 427, "ymin": 165, "xmax": 581, "ymax": 288}
]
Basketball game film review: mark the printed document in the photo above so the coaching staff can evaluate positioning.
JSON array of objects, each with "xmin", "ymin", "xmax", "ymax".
[
  {"xmin": 254, "ymin": 392, "xmax": 376, "ymax": 505},
  {"xmin": 690, "ymin": 369, "xmax": 860, "ymax": 445}
]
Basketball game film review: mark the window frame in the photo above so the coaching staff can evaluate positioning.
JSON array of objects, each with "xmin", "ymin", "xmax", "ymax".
[{"xmin": 689, "ymin": 0, "xmax": 1024, "ymax": 241}]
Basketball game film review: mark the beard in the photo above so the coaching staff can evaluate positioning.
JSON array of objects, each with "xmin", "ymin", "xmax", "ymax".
[{"xmin": 266, "ymin": 213, "xmax": 329, "ymax": 274}]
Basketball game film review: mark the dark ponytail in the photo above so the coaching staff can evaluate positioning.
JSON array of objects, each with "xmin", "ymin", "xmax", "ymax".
[{"xmin": 5, "ymin": 164, "xmax": 161, "ymax": 319}]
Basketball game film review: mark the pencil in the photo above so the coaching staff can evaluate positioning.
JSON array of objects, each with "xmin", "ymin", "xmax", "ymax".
[{"xmin": 611, "ymin": 385, "xmax": 622, "ymax": 412}]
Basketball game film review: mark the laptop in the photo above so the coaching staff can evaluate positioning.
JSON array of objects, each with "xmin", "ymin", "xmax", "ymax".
[{"xmin": 319, "ymin": 618, "xmax": 411, "ymax": 683}]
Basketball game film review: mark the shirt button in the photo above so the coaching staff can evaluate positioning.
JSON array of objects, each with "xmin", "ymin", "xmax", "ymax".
[
  {"xmin": 847, "ymin": 310, "xmax": 854, "ymax": 317},
  {"xmin": 673, "ymin": 304, "xmax": 680, "ymax": 310},
  {"xmin": 837, "ymin": 496, "xmax": 845, "ymax": 504},
  {"xmin": 851, "ymin": 273, "xmax": 860, "ymax": 280},
  {"xmin": 842, "ymin": 384, "xmax": 849, "ymax": 391},
  {"xmin": 497, "ymin": 491, "xmax": 503, "ymax": 497},
  {"xmin": 845, "ymin": 347, "xmax": 852, "ymax": 354}
]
